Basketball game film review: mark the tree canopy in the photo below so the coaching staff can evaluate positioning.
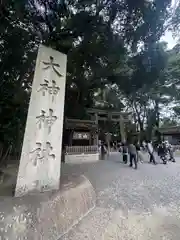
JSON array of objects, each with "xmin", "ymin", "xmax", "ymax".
[{"xmin": 0, "ymin": 0, "xmax": 176, "ymax": 152}]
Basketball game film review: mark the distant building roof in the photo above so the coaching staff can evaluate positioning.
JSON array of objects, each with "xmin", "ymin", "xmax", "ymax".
[
  {"xmin": 65, "ymin": 118, "xmax": 97, "ymax": 130},
  {"xmin": 159, "ymin": 126, "xmax": 180, "ymax": 134}
]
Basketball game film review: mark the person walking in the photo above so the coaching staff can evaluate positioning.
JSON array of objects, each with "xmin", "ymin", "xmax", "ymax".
[
  {"xmin": 142, "ymin": 140, "xmax": 147, "ymax": 152},
  {"xmin": 128, "ymin": 142, "xmax": 138, "ymax": 169},
  {"xmin": 99, "ymin": 142, "xmax": 107, "ymax": 160},
  {"xmin": 168, "ymin": 144, "xmax": 176, "ymax": 162},
  {"xmin": 122, "ymin": 143, "xmax": 128, "ymax": 164},
  {"xmin": 147, "ymin": 141, "xmax": 157, "ymax": 164},
  {"xmin": 157, "ymin": 141, "xmax": 167, "ymax": 164},
  {"xmin": 136, "ymin": 142, "xmax": 144, "ymax": 163}
]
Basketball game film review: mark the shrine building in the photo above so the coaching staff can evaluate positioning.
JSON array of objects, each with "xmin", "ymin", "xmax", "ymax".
[
  {"xmin": 159, "ymin": 126, "xmax": 180, "ymax": 145},
  {"xmin": 64, "ymin": 108, "xmax": 132, "ymax": 162}
]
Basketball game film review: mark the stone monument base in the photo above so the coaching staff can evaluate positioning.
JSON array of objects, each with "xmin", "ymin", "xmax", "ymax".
[
  {"xmin": 65, "ymin": 153, "xmax": 99, "ymax": 163},
  {"xmin": 0, "ymin": 174, "xmax": 96, "ymax": 240}
]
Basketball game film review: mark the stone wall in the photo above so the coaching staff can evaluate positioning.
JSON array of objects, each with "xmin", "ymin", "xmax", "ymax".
[{"xmin": 0, "ymin": 175, "xmax": 96, "ymax": 239}]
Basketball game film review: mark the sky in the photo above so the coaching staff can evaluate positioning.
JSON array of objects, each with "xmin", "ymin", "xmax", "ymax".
[
  {"xmin": 161, "ymin": 31, "xmax": 177, "ymax": 49},
  {"xmin": 160, "ymin": 0, "xmax": 179, "ymax": 49}
]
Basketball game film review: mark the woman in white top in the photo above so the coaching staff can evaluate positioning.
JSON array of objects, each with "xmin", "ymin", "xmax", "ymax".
[{"xmin": 147, "ymin": 141, "xmax": 157, "ymax": 164}]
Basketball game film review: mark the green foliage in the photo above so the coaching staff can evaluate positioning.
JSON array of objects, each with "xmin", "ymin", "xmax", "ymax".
[
  {"xmin": 169, "ymin": 1, "xmax": 180, "ymax": 37},
  {"xmin": 160, "ymin": 117, "xmax": 178, "ymax": 128},
  {"xmin": 0, "ymin": 0, "xmax": 172, "ymax": 153},
  {"xmin": 123, "ymin": 41, "xmax": 174, "ymax": 140},
  {"xmin": 173, "ymin": 106, "xmax": 180, "ymax": 117},
  {"xmin": 94, "ymin": 85, "xmax": 125, "ymax": 110}
]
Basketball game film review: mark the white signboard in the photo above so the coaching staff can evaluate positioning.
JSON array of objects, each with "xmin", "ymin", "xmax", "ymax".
[{"xmin": 73, "ymin": 132, "xmax": 90, "ymax": 140}]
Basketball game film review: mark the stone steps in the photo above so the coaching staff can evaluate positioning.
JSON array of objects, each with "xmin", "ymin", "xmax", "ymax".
[{"xmin": 0, "ymin": 174, "xmax": 96, "ymax": 240}]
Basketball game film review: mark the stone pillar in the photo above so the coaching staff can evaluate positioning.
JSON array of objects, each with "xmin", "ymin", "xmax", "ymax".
[
  {"xmin": 15, "ymin": 45, "xmax": 67, "ymax": 196},
  {"xmin": 120, "ymin": 114, "xmax": 126, "ymax": 143},
  {"xmin": 94, "ymin": 113, "xmax": 99, "ymax": 146},
  {"xmin": 69, "ymin": 131, "xmax": 73, "ymax": 146},
  {"xmin": 106, "ymin": 132, "xmax": 111, "ymax": 155},
  {"xmin": 92, "ymin": 132, "xmax": 98, "ymax": 145}
]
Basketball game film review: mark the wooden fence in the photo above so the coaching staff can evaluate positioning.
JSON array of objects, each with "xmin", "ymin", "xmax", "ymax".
[{"xmin": 65, "ymin": 145, "xmax": 99, "ymax": 155}]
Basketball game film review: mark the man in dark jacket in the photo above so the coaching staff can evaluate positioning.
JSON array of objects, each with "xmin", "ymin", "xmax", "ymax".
[{"xmin": 128, "ymin": 142, "xmax": 137, "ymax": 169}]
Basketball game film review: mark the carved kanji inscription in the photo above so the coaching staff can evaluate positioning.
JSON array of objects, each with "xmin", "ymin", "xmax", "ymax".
[
  {"xmin": 37, "ymin": 80, "xmax": 49, "ymax": 96},
  {"xmin": 30, "ymin": 142, "xmax": 55, "ymax": 167},
  {"xmin": 15, "ymin": 45, "xmax": 67, "ymax": 197},
  {"xmin": 36, "ymin": 110, "xmax": 46, "ymax": 129},
  {"xmin": 37, "ymin": 79, "xmax": 60, "ymax": 101},
  {"xmin": 49, "ymin": 80, "xmax": 60, "ymax": 102},
  {"xmin": 46, "ymin": 109, "xmax": 57, "ymax": 134},
  {"xmin": 43, "ymin": 56, "xmax": 63, "ymax": 77},
  {"xmin": 29, "ymin": 142, "xmax": 44, "ymax": 166},
  {"xmin": 36, "ymin": 109, "xmax": 57, "ymax": 133}
]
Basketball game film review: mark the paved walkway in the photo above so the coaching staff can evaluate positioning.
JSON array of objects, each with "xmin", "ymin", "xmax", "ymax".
[{"xmin": 60, "ymin": 153, "xmax": 180, "ymax": 240}]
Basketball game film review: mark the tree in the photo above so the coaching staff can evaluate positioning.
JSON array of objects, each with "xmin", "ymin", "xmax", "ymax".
[
  {"xmin": 160, "ymin": 117, "xmax": 178, "ymax": 128},
  {"xmin": 121, "ymin": 41, "xmax": 169, "ymax": 139},
  {"xmin": 0, "ymin": 0, "xmax": 172, "ymax": 155},
  {"xmin": 169, "ymin": 1, "xmax": 180, "ymax": 37},
  {"xmin": 123, "ymin": 39, "xmax": 180, "ymax": 141},
  {"xmin": 94, "ymin": 85, "xmax": 124, "ymax": 110},
  {"xmin": 163, "ymin": 44, "xmax": 180, "ymax": 123}
]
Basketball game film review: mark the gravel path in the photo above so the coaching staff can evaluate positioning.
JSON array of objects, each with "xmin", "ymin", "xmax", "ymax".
[{"xmin": 60, "ymin": 153, "xmax": 180, "ymax": 240}]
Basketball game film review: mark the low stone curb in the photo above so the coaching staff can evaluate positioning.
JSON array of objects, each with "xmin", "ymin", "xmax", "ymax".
[
  {"xmin": 0, "ymin": 174, "xmax": 96, "ymax": 240},
  {"xmin": 65, "ymin": 153, "xmax": 99, "ymax": 163}
]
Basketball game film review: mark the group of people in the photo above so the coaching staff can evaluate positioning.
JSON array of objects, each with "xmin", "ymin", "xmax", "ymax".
[
  {"xmin": 157, "ymin": 141, "xmax": 175, "ymax": 163},
  {"xmin": 121, "ymin": 140, "xmax": 176, "ymax": 170},
  {"xmin": 99, "ymin": 140, "xmax": 176, "ymax": 169}
]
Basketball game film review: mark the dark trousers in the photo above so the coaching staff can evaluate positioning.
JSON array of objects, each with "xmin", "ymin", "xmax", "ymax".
[
  {"xmin": 149, "ymin": 152, "xmax": 156, "ymax": 164},
  {"xmin": 129, "ymin": 154, "xmax": 137, "ymax": 168},
  {"xmin": 101, "ymin": 153, "xmax": 105, "ymax": 160},
  {"xmin": 169, "ymin": 150, "xmax": 175, "ymax": 162},
  {"xmin": 123, "ymin": 154, "xmax": 128, "ymax": 163}
]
